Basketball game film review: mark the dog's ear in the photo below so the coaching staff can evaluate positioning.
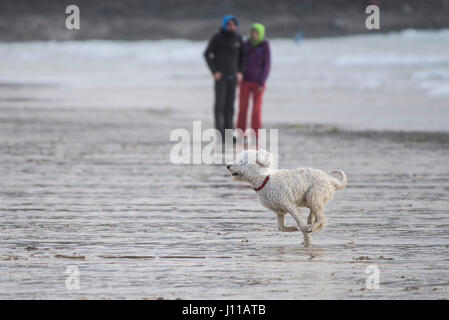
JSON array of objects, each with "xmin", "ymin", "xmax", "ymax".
[{"xmin": 256, "ymin": 149, "xmax": 273, "ymax": 167}]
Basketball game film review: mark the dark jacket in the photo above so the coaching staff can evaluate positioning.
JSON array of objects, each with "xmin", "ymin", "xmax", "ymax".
[
  {"xmin": 243, "ymin": 39, "xmax": 271, "ymax": 86},
  {"xmin": 204, "ymin": 29, "xmax": 246, "ymax": 76}
]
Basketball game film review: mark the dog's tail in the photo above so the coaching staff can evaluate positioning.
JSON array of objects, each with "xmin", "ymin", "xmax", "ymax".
[{"xmin": 331, "ymin": 170, "xmax": 347, "ymax": 190}]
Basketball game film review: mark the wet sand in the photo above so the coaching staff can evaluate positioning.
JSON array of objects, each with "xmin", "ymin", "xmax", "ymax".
[
  {"xmin": 0, "ymin": 106, "xmax": 448, "ymax": 299},
  {"xmin": 0, "ymin": 33, "xmax": 449, "ymax": 299}
]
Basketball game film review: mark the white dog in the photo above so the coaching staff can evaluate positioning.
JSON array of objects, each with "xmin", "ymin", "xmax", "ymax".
[{"xmin": 227, "ymin": 149, "xmax": 347, "ymax": 247}]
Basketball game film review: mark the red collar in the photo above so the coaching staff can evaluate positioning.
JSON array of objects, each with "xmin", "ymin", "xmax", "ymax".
[{"xmin": 254, "ymin": 175, "xmax": 270, "ymax": 191}]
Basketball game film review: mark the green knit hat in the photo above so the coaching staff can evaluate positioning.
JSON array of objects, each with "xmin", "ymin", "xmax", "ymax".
[{"xmin": 250, "ymin": 23, "xmax": 265, "ymax": 47}]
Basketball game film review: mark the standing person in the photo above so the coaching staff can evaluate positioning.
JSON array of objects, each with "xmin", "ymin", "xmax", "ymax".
[
  {"xmin": 204, "ymin": 15, "xmax": 246, "ymax": 140},
  {"xmin": 236, "ymin": 23, "xmax": 270, "ymax": 140}
]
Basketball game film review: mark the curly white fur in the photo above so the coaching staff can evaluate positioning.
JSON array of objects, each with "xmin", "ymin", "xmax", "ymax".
[{"xmin": 227, "ymin": 149, "xmax": 347, "ymax": 247}]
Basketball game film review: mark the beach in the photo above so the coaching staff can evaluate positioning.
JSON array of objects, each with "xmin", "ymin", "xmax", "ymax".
[{"xmin": 0, "ymin": 30, "xmax": 448, "ymax": 299}]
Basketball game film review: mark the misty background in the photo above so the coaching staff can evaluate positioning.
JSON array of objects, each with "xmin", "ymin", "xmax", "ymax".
[{"xmin": 1, "ymin": 0, "xmax": 449, "ymax": 41}]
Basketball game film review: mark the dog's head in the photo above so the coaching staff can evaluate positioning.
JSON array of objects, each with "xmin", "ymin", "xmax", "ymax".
[{"xmin": 226, "ymin": 149, "xmax": 274, "ymax": 182}]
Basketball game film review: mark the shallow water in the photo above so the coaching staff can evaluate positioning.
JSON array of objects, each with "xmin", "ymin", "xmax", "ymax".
[{"xmin": 0, "ymin": 107, "xmax": 448, "ymax": 299}]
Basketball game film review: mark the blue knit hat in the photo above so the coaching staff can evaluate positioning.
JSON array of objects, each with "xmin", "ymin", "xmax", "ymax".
[{"xmin": 221, "ymin": 15, "xmax": 239, "ymax": 29}]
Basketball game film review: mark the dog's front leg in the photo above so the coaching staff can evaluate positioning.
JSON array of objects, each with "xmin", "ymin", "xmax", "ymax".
[
  {"xmin": 288, "ymin": 207, "xmax": 311, "ymax": 247},
  {"xmin": 276, "ymin": 212, "xmax": 299, "ymax": 232}
]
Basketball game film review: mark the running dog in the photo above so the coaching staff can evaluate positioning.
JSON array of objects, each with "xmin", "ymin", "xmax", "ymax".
[{"xmin": 227, "ymin": 149, "xmax": 347, "ymax": 247}]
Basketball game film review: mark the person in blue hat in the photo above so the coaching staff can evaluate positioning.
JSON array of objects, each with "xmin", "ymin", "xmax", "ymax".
[{"xmin": 204, "ymin": 15, "xmax": 246, "ymax": 140}]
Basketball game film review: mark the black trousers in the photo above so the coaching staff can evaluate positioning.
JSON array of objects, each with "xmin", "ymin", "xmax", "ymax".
[{"xmin": 214, "ymin": 76, "xmax": 237, "ymax": 138}]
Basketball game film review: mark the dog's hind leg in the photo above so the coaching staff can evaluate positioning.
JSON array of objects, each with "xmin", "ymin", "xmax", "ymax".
[
  {"xmin": 288, "ymin": 207, "xmax": 311, "ymax": 247},
  {"xmin": 276, "ymin": 212, "xmax": 299, "ymax": 232},
  {"xmin": 307, "ymin": 206, "xmax": 327, "ymax": 233}
]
